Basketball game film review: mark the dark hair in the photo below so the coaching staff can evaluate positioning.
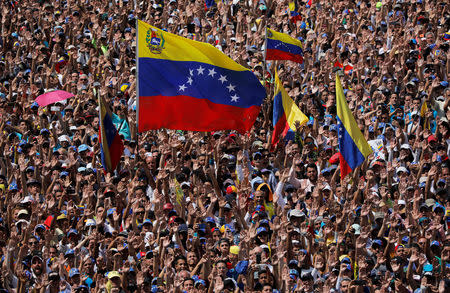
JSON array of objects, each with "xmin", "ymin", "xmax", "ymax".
[
  {"xmin": 306, "ymin": 163, "xmax": 317, "ymax": 171},
  {"xmin": 218, "ymin": 238, "xmax": 230, "ymax": 246},
  {"xmin": 215, "ymin": 259, "xmax": 228, "ymax": 267},
  {"xmin": 183, "ymin": 278, "xmax": 194, "ymax": 285},
  {"xmin": 172, "ymin": 255, "xmax": 187, "ymax": 269}
]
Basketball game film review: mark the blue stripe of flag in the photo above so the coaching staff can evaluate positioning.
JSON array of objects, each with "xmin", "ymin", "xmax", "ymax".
[
  {"xmin": 272, "ymin": 92, "xmax": 284, "ymax": 125},
  {"xmin": 102, "ymin": 113, "xmax": 117, "ymax": 148},
  {"xmin": 266, "ymin": 39, "xmax": 303, "ymax": 56},
  {"xmin": 337, "ymin": 117, "xmax": 366, "ymax": 170}
]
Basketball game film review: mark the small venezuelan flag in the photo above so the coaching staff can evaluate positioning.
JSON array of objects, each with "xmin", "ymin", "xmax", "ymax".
[
  {"xmin": 266, "ymin": 28, "xmax": 303, "ymax": 64},
  {"xmin": 420, "ymin": 100, "xmax": 430, "ymax": 129},
  {"xmin": 289, "ymin": 1, "xmax": 302, "ymax": 23},
  {"xmin": 98, "ymin": 96, "xmax": 124, "ymax": 173},
  {"xmin": 271, "ymin": 71, "xmax": 308, "ymax": 150},
  {"xmin": 137, "ymin": 20, "xmax": 266, "ymax": 133},
  {"xmin": 336, "ymin": 74, "xmax": 372, "ymax": 178}
]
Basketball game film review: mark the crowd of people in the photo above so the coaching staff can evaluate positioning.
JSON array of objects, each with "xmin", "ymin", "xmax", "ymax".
[{"xmin": 0, "ymin": 0, "xmax": 450, "ymax": 292}]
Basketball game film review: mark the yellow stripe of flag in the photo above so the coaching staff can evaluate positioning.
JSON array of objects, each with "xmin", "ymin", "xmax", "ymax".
[
  {"xmin": 138, "ymin": 20, "xmax": 245, "ymax": 72},
  {"xmin": 274, "ymin": 71, "xmax": 308, "ymax": 129},
  {"xmin": 267, "ymin": 28, "xmax": 303, "ymax": 48}
]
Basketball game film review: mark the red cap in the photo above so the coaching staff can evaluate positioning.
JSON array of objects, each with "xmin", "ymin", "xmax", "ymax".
[
  {"xmin": 372, "ymin": 161, "xmax": 385, "ymax": 167},
  {"xmin": 428, "ymin": 135, "xmax": 437, "ymax": 143},
  {"xmin": 104, "ymin": 188, "xmax": 114, "ymax": 194},
  {"xmin": 329, "ymin": 152, "xmax": 340, "ymax": 164},
  {"xmin": 163, "ymin": 203, "xmax": 174, "ymax": 211}
]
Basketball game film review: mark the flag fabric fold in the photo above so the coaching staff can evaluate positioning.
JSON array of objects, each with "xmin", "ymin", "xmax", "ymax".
[
  {"xmin": 334, "ymin": 61, "xmax": 354, "ymax": 75},
  {"xmin": 336, "ymin": 74, "xmax": 372, "ymax": 178},
  {"xmin": 271, "ymin": 71, "xmax": 308, "ymax": 149},
  {"xmin": 420, "ymin": 100, "xmax": 430, "ymax": 129},
  {"xmin": 265, "ymin": 28, "xmax": 303, "ymax": 64},
  {"xmin": 98, "ymin": 96, "xmax": 124, "ymax": 173},
  {"xmin": 137, "ymin": 20, "xmax": 266, "ymax": 133}
]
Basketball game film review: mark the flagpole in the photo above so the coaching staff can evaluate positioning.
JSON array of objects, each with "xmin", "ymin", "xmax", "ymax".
[
  {"xmin": 136, "ymin": 18, "xmax": 140, "ymax": 143},
  {"xmin": 263, "ymin": 23, "xmax": 268, "ymax": 89}
]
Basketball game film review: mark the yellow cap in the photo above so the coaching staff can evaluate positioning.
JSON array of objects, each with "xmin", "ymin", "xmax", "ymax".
[
  {"xmin": 230, "ymin": 245, "xmax": 240, "ymax": 255},
  {"xmin": 107, "ymin": 271, "xmax": 121, "ymax": 279},
  {"xmin": 56, "ymin": 214, "xmax": 67, "ymax": 221}
]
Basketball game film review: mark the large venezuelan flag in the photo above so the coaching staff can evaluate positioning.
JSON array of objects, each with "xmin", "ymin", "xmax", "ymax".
[
  {"xmin": 266, "ymin": 28, "xmax": 303, "ymax": 64},
  {"xmin": 271, "ymin": 71, "xmax": 308, "ymax": 149},
  {"xmin": 99, "ymin": 96, "xmax": 124, "ymax": 172},
  {"xmin": 137, "ymin": 20, "xmax": 266, "ymax": 133},
  {"xmin": 336, "ymin": 74, "xmax": 372, "ymax": 178}
]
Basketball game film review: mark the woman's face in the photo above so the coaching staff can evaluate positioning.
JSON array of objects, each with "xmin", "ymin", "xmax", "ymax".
[
  {"xmin": 175, "ymin": 258, "xmax": 187, "ymax": 272},
  {"xmin": 187, "ymin": 252, "xmax": 197, "ymax": 265},
  {"xmin": 83, "ymin": 261, "xmax": 93, "ymax": 273}
]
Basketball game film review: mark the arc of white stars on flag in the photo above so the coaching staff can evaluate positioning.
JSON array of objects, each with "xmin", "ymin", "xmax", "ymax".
[{"xmin": 180, "ymin": 66, "xmax": 241, "ymax": 103}]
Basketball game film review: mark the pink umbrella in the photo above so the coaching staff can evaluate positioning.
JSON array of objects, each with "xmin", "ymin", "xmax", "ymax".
[{"xmin": 35, "ymin": 90, "xmax": 74, "ymax": 107}]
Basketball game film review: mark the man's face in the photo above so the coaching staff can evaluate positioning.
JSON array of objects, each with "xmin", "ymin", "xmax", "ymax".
[
  {"xmin": 397, "ymin": 246, "xmax": 408, "ymax": 258},
  {"xmin": 19, "ymin": 121, "xmax": 27, "ymax": 132},
  {"xmin": 110, "ymin": 277, "xmax": 121, "ymax": 288},
  {"xmin": 29, "ymin": 184, "xmax": 40, "ymax": 194},
  {"xmin": 183, "ymin": 280, "xmax": 194, "ymax": 291},
  {"xmin": 441, "ymin": 167, "xmax": 449, "ymax": 180},
  {"xmin": 216, "ymin": 262, "xmax": 228, "ymax": 277},
  {"xmin": 404, "ymin": 95, "xmax": 412, "ymax": 105},
  {"xmin": 134, "ymin": 189, "xmax": 145, "ymax": 198},
  {"xmin": 49, "ymin": 247, "xmax": 58, "ymax": 258},
  {"xmin": 340, "ymin": 280, "xmax": 351, "ymax": 292},
  {"xmin": 262, "ymin": 285, "xmax": 272, "ymax": 293},
  {"xmin": 253, "ymin": 155, "xmax": 263, "ymax": 168},
  {"xmin": 26, "ymin": 169, "xmax": 34, "ymax": 179},
  {"xmin": 29, "ymin": 238, "xmax": 39, "ymax": 250},
  {"xmin": 220, "ymin": 241, "xmax": 230, "ymax": 255},
  {"xmin": 31, "ymin": 258, "xmax": 43, "ymax": 275},
  {"xmin": 147, "ymin": 156, "xmax": 157, "ymax": 170},
  {"xmin": 291, "ymin": 144, "xmax": 300, "ymax": 155},
  {"xmin": 390, "ymin": 94, "xmax": 399, "ymax": 105},
  {"xmin": 254, "ymin": 191, "xmax": 264, "ymax": 204},
  {"xmin": 302, "ymin": 279, "xmax": 313, "ymax": 291},
  {"xmin": 291, "ymin": 216, "xmax": 304, "ymax": 227},
  {"xmin": 135, "ymin": 207, "xmax": 145, "ymax": 221},
  {"xmin": 306, "ymin": 167, "xmax": 317, "ymax": 181},
  {"xmin": 259, "ymin": 272, "xmax": 269, "ymax": 284}
]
